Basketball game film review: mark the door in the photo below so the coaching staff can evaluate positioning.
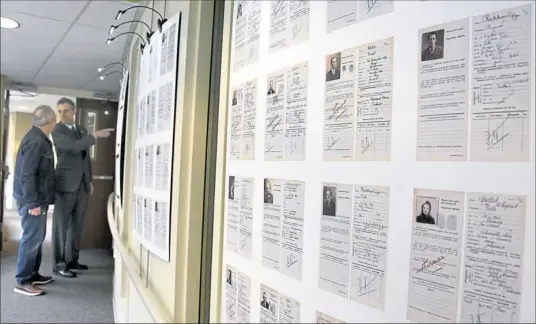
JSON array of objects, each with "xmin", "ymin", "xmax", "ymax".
[
  {"xmin": 0, "ymin": 89, "xmax": 9, "ymax": 251},
  {"xmin": 76, "ymin": 97, "xmax": 117, "ymax": 250}
]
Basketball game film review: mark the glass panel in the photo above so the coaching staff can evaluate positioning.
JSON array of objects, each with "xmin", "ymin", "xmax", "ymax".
[{"xmin": 87, "ymin": 111, "xmax": 97, "ymax": 159}]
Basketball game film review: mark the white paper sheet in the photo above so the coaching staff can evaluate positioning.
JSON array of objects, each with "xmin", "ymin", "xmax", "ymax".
[
  {"xmin": 407, "ymin": 189, "xmax": 464, "ymax": 323},
  {"xmin": 417, "ymin": 18, "xmax": 470, "ymax": 161},
  {"xmin": 233, "ymin": 0, "xmax": 261, "ymax": 71},
  {"xmin": 470, "ymin": 4, "xmax": 532, "ymax": 162},
  {"xmin": 460, "ymin": 193, "xmax": 527, "ymax": 323},
  {"xmin": 265, "ymin": 62, "xmax": 308, "ymax": 161},
  {"xmin": 269, "ymin": 0, "xmax": 310, "ymax": 53}
]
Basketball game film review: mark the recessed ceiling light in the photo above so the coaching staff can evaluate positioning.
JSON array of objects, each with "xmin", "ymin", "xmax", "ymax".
[{"xmin": 1, "ymin": 17, "xmax": 20, "ymax": 29}]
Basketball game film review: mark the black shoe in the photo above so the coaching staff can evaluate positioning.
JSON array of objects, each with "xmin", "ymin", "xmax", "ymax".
[
  {"xmin": 68, "ymin": 262, "xmax": 89, "ymax": 271},
  {"xmin": 53, "ymin": 269, "xmax": 77, "ymax": 278},
  {"xmin": 31, "ymin": 273, "xmax": 53, "ymax": 286}
]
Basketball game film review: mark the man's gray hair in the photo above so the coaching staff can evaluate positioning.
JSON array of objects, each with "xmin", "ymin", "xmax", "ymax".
[
  {"xmin": 57, "ymin": 97, "xmax": 75, "ymax": 110},
  {"xmin": 32, "ymin": 105, "xmax": 56, "ymax": 127}
]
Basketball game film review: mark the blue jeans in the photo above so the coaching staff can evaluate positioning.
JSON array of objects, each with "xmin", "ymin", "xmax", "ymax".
[{"xmin": 15, "ymin": 204, "xmax": 48, "ymax": 285}]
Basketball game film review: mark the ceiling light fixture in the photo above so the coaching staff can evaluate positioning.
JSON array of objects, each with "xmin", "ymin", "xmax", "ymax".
[
  {"xmin": 109, "ymin": 20, "xmax": 154, "ymax": 43},
  {"xmin": 99, "ymin": 71, "xmax": 123, "ymax": 81},
  {"xmin": 97, "ymin": 62, "xmax": 126, "ymax": 73},
  {"xmin": 115, "ymin": 5, "xmax": 167, "ymax": 33},
  {"xmin": 1, "ymin": 17, "xmax": 20, "ymax": 29},
  {"xmin": 106, "ymin": 31, "xmax": 146, "ymax": 53}
]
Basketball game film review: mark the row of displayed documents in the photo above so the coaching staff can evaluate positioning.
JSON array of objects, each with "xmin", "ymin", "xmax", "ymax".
[
  {"xmin": 225, "ymin": 176, "xmax": 527, "ymax": 323},
  {"xmin": 230, "ymin": 3, "xmax": 532, "ymax": 162}
]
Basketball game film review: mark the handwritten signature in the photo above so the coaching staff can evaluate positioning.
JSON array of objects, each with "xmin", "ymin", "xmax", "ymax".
[
  {"xmin": 328, "ymin": 100, "xmax": 347, "ymax": 121},
  {"xmin": 286, "ymin": 253, "xmax": 298, "ymax": 268},
  {"xmin": 361, "ymin": 136, "xmax": 373, "ymax": 153},
  {"xmin": 485, "ymin": 117, "xmax": 509, "ymax": 149},
  {"xmin": 326, "ymin": 137, "xmax": 339, "ymax": 150},
  {"xmin": 416, "ymin": 256, "xmax": 444, "ymax": 273},
  {"xmin": 358, "ymin": 273, "xmax": 379, "ymax": 297}
]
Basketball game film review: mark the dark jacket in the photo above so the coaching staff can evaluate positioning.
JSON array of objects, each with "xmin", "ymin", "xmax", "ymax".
[
  {"xmin": 52, "ymin": 122, "xmax": 95, "ymax": 192},
  {"xmin": 13, "ymin": 126, "xmax": 55, "ymax": 209}
]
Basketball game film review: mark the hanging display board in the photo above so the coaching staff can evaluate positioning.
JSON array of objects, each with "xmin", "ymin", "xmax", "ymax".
[
  {"xmin": 115, "ymin": 69, "xmax": 129, "ymax": 207},
  {"xmin": 132, "ymin": 12, "xmax": 182, "ymax": 262}
]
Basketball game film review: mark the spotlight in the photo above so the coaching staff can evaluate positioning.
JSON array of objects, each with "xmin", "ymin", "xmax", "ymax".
[
  {"xmin": 97, "ymin": 62, "xmax": 126, "ymax": 73},
  {"xmin": 115, "ymin": 10, "xmax": 123, "ymax": 20},
  {"xmin": 99, "ymin": 71, "xmax": 123, "ymax": 81},
  {"xmin": 105, "ymin": 32, "xmax": 146, "ymax": 49},
  {"xmin": 108, "ymin": 20, "xmax": 153, "ymax": 43},
  {"xmin": 1, "ymin": 16, "xmax": 20, "ymax": 29}
]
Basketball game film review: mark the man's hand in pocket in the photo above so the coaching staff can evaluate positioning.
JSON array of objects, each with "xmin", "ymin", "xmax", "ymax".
[{"xmin": 29, "ymin": 207, "xmax": 41, "ymax": 216}]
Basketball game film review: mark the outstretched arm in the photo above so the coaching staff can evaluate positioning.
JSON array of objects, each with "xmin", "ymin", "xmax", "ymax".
[{"xmin": 52, "ymin": 128, "xmax": 96, "ymax": 154}]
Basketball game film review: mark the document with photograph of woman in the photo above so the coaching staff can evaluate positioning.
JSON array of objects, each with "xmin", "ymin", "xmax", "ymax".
[{"xmin": 407, "ymin": 189, "xmax": 465, "ymax": 323}]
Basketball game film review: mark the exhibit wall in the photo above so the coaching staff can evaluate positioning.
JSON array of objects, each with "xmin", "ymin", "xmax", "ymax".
[
  {"xmin": 111, "ymin": 1, "xmax": 215, "ymax": 323},
  {"xmin": 222, "ymin": 1, "xmax": 535, "ymax": 323}
]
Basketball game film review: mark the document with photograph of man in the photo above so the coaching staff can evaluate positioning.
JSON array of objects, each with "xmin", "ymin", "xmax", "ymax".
[
  {"xmin": 233, "ymin": 0, "xmax": 260, "ymax": 71},
  {"xmin": 259, "ymin": 285, "xmax": 300, "ymax": 323},
  {"xmin": 260, "ymin": 285, "xmax": 278, "ymax": 322},
  {"xmin": 324, "ymin": 49, "xmax": 356, "ymax": 161},
  {"xmin": 226, "ymin": 175, "xmax": 254, "ymax": 259},
  {"xmin": 407, "ymin": 189, "xmax": 464, "ymax": 323},
  {"xmin": 318, "ymin": 183, "xmax": 351, "ymax": 298},
  {"xmin": 265, "ymin": 62, "xmax": 308, "ymax": 161},
  {"xmin": 417, "ymin": 18, "xmax": 469, "ymax": 161},
  {"xmin": 262, "ymin": 179, "xmax": 305, "ymax": 281},
  {"xmin": 225, "ymin": 265, "xmax": 251, "ymax": 323}
]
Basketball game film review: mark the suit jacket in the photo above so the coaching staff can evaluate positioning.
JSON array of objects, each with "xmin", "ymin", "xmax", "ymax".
[
  {"xmin": 52, "ymin": 122, "xmax": 96, "ymax": 193},
  {"xmin": 323, "ymin": 201, "xmax": 336, "ymax": 216},
  {"xmin": 326, "ymin": 69, "xmax": 340, "ymax": 82},
  {"xmin": 421, "ymin": 46, "xmax": 443, "ymax": 61}
]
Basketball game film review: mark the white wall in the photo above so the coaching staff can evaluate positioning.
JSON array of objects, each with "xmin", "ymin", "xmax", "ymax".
[{"xmin": 224, "ymin": 1, "xmax": 535, "ymax": 323}]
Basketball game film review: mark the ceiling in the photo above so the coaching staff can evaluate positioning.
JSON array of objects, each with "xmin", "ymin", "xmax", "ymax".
[
  {"xmin": 0, "ymin": 0, "xmax": 142, "ymax": 95},
  {"xmin": 8, "ymin": 90, "xmax": 75, "ymax": 113}
]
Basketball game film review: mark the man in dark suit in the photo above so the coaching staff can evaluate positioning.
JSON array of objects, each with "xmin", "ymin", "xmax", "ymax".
[
  {"xmin": 51, "ymin": 97, "xmax": 113, "ymax": 278},
  {"xmin": 421, "ymin": 32, "xmax": 443, "ymax": 61},
  {"xmin": 323, "ymin": 188, "xmax": 336, "ymax": 216},
  {"xmin": 264, "ymin": 179, "xmax": 273, "ymax": 204},
  {"xmin": 261, "ymin": 292, "xmax": 269, "ymax": 309},
  {"xmin": 325, "ymin": 56, "xmax": 341, "ymax": 82}
]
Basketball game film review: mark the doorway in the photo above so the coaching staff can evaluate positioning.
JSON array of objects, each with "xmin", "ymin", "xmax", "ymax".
[{"xmin": 76, "ymin": 97, "xmax": 117, "ymax": 250}]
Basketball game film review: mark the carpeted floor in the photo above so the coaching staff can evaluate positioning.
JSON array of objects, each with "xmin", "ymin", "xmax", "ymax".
[{"xmin": 0, "ymin": 244, "xmax": 114, "ymax": 323}]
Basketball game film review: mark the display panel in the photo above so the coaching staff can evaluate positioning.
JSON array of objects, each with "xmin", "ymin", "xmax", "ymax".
[{"xmin": 132, "ymin": 12, "xmax": 182, "ymax": 262}]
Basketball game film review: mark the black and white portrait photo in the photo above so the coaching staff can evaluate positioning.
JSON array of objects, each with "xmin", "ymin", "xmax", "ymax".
[
  {"xmin": 232, "ymin": 90, "xmax": 238, "ymax": 106},
  {"xmin": 228, "ymin": 176, "xmax": 235, "ymax": 200},
  {"xmin": 421, "ymin": 29, "xmax": 444, "ymax": 62},
  {"xmin": 226, "ymin": 269, "xmax": 232, "ymax": 285},
  {"xmin": 267, "ymin": 80, "xmax": 276, "ymax": 96},
  {"xmin": 322, "ymin": 186, "xmax": 336, "ymax": 216},
  {"xmin": 325, "ymin": 53, "xmax": 341, "ymax": 82},
  {"xmin": 260, "ymin": 292, "xmax": 271, "ymax": 310},
  {"xmin": 237, "ymin": 3, "xmax": 243, "ymax": 19},
  {"xmin": 264, "ymin": 178, "xmax": 273, "ymax": 204},
  {"xmin": 415, "ymin": 197, "xmax": 438, "ymax": 225}
]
